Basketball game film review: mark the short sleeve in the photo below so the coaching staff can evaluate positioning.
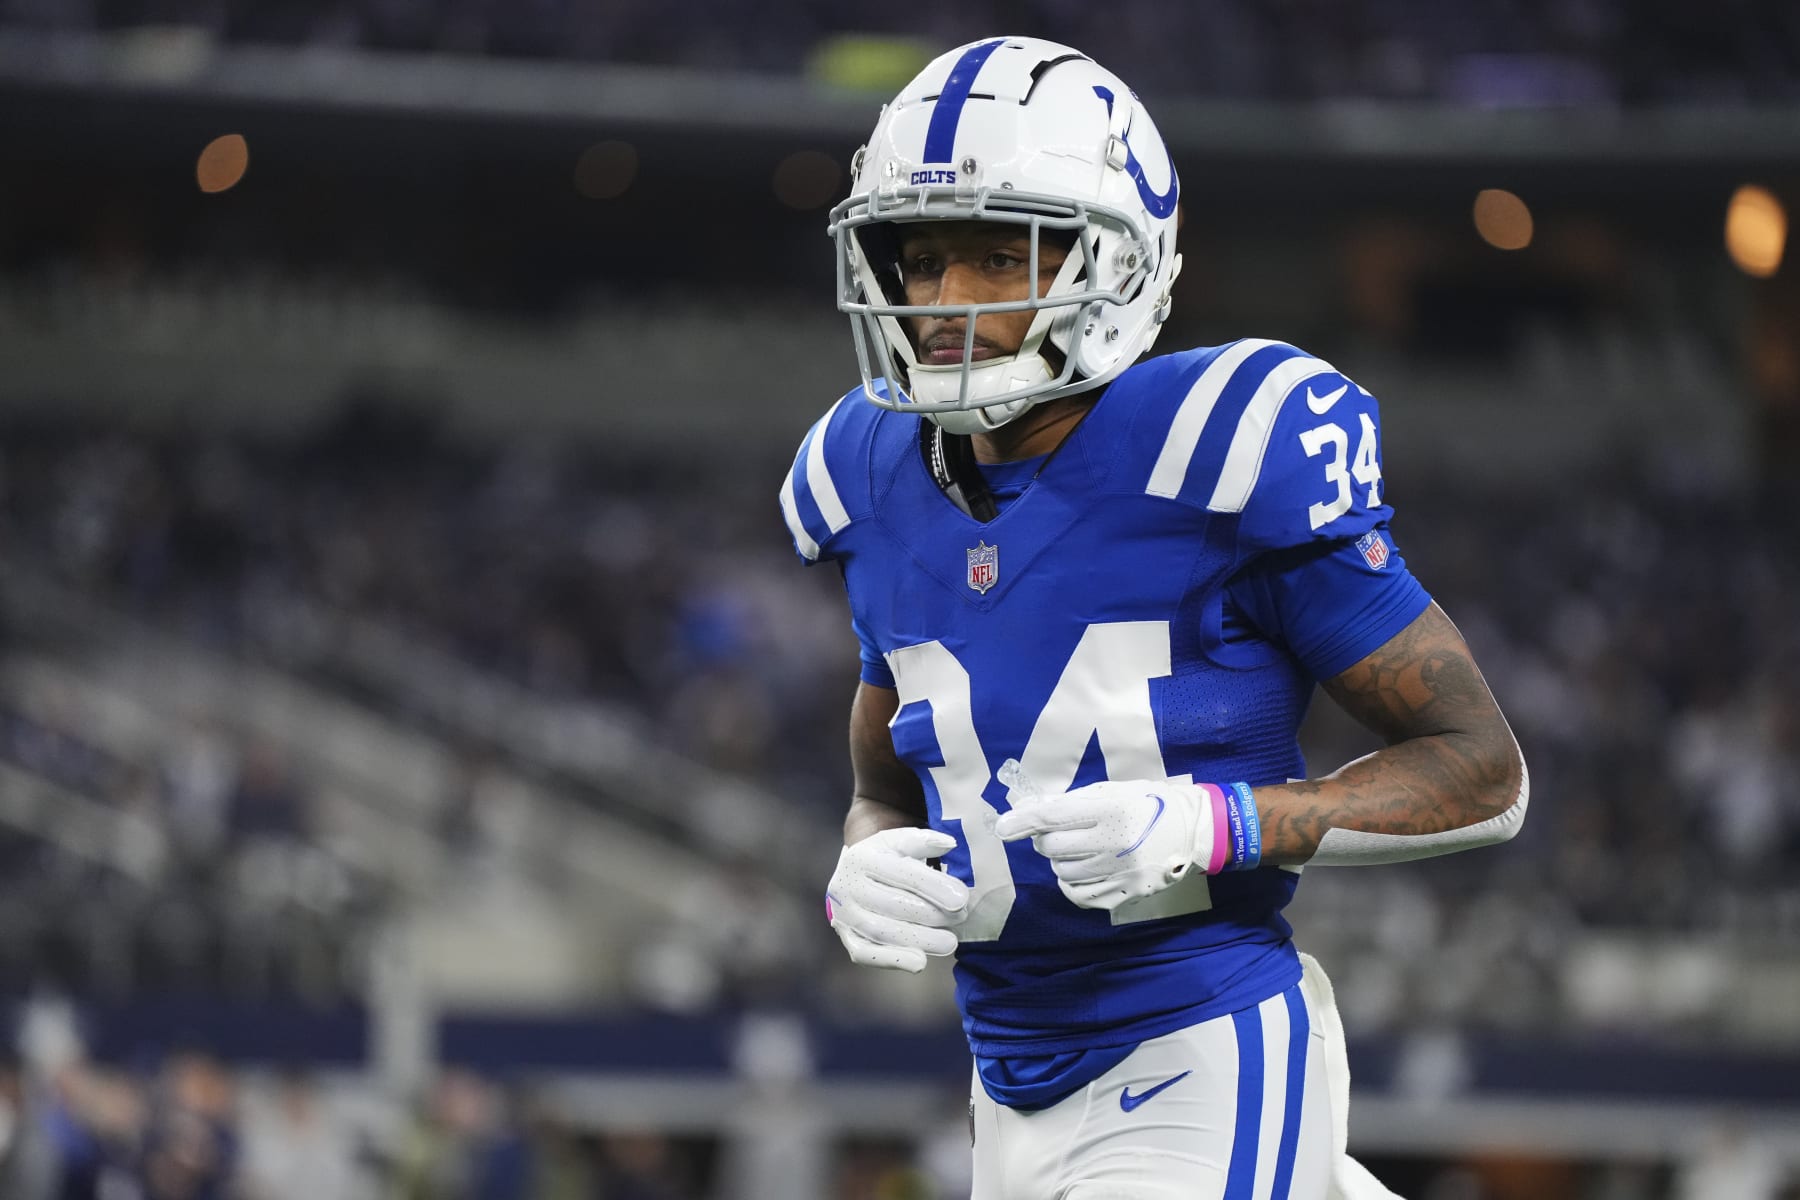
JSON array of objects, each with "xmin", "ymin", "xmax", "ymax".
[
  {"xmin": 1233, "ymin": 369, "xmax": 1394, "ymax": 560},
  {"xmin": 1227, "ymin": 528, "xmax": 1431, "ymax": 681},
  {"xmin": 852, "ymin": 615, "xmax": 896, "ymax": 689},
  {"xmin": 778, "ymin": 393, "xmax": 879, "ymax": 565}
]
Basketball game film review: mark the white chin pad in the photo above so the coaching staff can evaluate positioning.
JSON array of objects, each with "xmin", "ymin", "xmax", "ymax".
[
  {"xmin": 929, "ymin": 405, "xmax": 1024, "ymax": 435},
  {"xmin": 911, "ymin": 354, "xmax": 1053, "ymax": 433}
]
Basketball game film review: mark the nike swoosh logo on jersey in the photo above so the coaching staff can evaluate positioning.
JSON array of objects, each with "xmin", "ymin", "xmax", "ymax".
[
  {"xmin": 1116, "ymin": 795, "xmax": 1166, "ymax": 857},
  {"xmin": 1119, "ymin": 1070, "xmax": 1192, "ymax": 1112},
  {"xmin": 1306, "ymin": 383, "xmax": 1348, "ymax": 413}
]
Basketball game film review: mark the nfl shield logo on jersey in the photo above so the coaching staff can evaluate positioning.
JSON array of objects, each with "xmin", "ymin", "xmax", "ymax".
[
  {"xmin": 1356, "ymin": 530, "xmax": 1391, "ymax": 570},
  {"xmin": 967, "ymin": 541, "xmax": 999, "ymax": 594}
]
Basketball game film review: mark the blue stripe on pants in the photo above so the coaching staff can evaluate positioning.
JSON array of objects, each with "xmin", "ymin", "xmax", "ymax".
[
  {"xmin": 1270, "ymin": 986, "xmax": 1311, "ymax": 1198},
  {"xmin": 1223, "ymin": 1006, "xmax": 1264, "ymax": 1198}
]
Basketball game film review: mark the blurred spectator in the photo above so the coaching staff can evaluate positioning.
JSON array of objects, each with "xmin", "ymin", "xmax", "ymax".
[
  {"xmin": 239, "ymin": 1069, "xmax": 365, "ymax": 1200},
  {"xmin": 41, "ymin": 1062, "xmax": 145, "ymax": 1200},
  {"xmin": 389, "ymin": 1070, "xmax": 529, "ymax": 1200},
  {"xmin": 834, "ymin": 1139, "xmax": 933, "ymax": 1200},
  {"xmin": 595, "ymin": 1132, "xmax": 690, "ymax": 1200},
  {"xmin": 517, "ymin": 1102, "xmax": 593, "ymax": 1200},
  {"xmin": 161, "ymin": 721, "xmax": 238, "ymax": 864},
  {"xmin": 440, "ymin": 748, "xmax": 537, "ymax": 880},
  {"xmin": 228, "ymin": 743, "xmax": 308, "ymax": 845},
  {"xmin": 0, "ymin": 1050, "xmax": 58, "ymax": 1200},
  {"xmin": 140, "ymin": 1049, "xmax": 240, "ymax": 1200},
  {"xmin": 1673, "ymin": 1121, "xmax": 1791, "ymax": 1200}
]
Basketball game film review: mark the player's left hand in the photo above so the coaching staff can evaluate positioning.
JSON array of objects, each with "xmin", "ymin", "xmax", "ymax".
[{"xmin": 993, "ymin": 760, "xmax": 1221, "ymax": 911}]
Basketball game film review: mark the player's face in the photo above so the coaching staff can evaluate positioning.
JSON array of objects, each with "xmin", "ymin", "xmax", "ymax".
[{"xmin": 895, "ymin": 222, "xmax": 1070, "ymax": 365}]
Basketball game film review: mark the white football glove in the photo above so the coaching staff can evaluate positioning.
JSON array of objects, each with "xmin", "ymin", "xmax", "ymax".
[
  {"xmin": 993, "ymin": 760, "xmax": 1222, "ymax": 912},
  {"xmin": 826, "ymin": 827, "xmax": 971, "ymax": 973}
]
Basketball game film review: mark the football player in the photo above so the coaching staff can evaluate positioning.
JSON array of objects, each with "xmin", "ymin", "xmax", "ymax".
[{"xmin": 782, "ymin": 37, "xmax": 1527, "ymax": 1200}]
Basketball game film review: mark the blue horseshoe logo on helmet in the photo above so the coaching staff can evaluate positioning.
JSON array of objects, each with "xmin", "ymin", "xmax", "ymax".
[{"xmin": 1093, "ymin": 86, "xmax": 1179, "ymax": 219}]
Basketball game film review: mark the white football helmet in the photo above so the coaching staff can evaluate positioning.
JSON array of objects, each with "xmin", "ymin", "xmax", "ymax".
[{"xmin": 830, "ymin": 36, "xmax": 1183, "ymax": 434}]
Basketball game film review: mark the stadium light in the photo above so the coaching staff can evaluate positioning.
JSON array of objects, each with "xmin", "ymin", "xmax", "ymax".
[
  {"xmin": 196, "ymin": 134, "xmax": 248, "ymax": 194},
  {"xmin": 806, "ymin": 34, "xmax": 934, "ymax": 92},
  {"xmin": 772, "ymin": 151, "xmax": 841, "ymax": 211},
  {"xmin": 1473, "ymin": 188, "xmax": 1533, "ymax": 251},
  {"xmin": 574, "ymin": 140, "xmax": 638, "ymax": 200},
  {"xmin": 1725, "ymin": 184, "xmax": 1786, "ymax": 278}
]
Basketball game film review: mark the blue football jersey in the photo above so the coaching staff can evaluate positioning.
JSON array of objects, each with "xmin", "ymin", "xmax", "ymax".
[{"xmin": 782, "ymin": 339, "xmax": 1429, "ymax": 1100}]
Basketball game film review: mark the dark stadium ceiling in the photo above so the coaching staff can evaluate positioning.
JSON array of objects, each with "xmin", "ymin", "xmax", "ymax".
[{"xmin": 4, "ymin": 29, "xmax": 1800, "ymax": 178}]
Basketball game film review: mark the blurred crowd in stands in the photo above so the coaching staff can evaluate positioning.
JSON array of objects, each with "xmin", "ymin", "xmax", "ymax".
[
  {"xmin": 0, "ymin": 407, "xmax": 856, "ymax": 817},
  {"xmin": 0, "ymin": 1033, "xmax": 722, "ymax": 1199},
  {"xmin": 1, "ymin": 3, "xmax": 1795, "ymax": 1193},
  {"xmin": 1, "ymin": 0, "xmax": 1797, "ymax": 104},
  {"xmin": 0, "ymin": 407, "xmax": 1795, "ymax": 1019},
  {"xmin": 0, "ymin": 704, "xmax": 374, "ymax": 1003},
  {"xmin": 1389, "ymin": 453, "xmax": 1800, "ymax": 927},
  {"xmin": 0, "ymin": 408, "xmax": 852, "ymax": 1011},
  {"xmin": 1290, "ymin": 454, "xmax": 1800, "ymax": 1039},
  {"xmin": 0, "ymin": 405, "xmax": 1795, "ymax": 1196}
]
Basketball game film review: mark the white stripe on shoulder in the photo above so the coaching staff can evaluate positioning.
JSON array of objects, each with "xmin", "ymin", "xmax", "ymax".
[
  {"xmin": 779, "ymin": 460, "xmax": 820, "ymax": 561},
  {"xmin": 804, "ymin": 398, "xmax": 852, "ymax": 535},
  {"xmin": 1145, "ymin": 339, "xmax": 1284, "ymax": 498},
  {"xmin": 1206, "ymin": 355, "xmax": 1337, "ymax": 514}
]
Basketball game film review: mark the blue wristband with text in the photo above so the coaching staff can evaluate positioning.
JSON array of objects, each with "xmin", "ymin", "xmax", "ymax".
[{"xmin": 1220, "ymin": 782, "xmax": 1262, "ymax": 871}]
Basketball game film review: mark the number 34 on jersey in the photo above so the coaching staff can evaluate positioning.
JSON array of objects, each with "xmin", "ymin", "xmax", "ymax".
[{"xmin": 887, "ymin": 621, "xmax": 1217, "ymax": 941}]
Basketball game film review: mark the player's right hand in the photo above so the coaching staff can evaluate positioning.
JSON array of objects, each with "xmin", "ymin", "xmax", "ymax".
[{"xmin": 826, "ymin": 828, "xmax": 970, "ymax": 973}]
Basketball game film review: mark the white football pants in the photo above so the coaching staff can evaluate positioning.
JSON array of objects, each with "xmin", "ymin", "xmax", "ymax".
[{"xmin": 969, "ymin": 953, "xmax": 1401, "ymax": 1200}]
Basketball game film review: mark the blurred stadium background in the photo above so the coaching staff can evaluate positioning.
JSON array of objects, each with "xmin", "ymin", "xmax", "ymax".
[{"xmin": 0, "ymin": 2, "xmax": 1797, "ymax": 1198}]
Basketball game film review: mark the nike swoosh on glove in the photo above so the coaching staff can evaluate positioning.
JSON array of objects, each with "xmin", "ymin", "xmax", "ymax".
[
  {"xmin": 826, "ymin": 827, "xmax": 971, "ymax": 973},
  {"xmin": 993, "ymin": 760, "xmax": 1218, "ymax": 912}
]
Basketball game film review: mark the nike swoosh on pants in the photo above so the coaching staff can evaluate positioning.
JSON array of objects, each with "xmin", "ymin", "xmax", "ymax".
[{"xmin": 1119, "ymin": 1070, "xmax": 1192, "ymax": 1112}]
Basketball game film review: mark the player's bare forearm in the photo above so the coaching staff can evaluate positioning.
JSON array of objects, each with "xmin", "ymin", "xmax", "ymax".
[
  {"xmin": 846, "ymin": 794, "xmax": 929, "ymax": 844},
  {"xmin": 846, "ymin": 681, "xmax": 930, "ymax": 844},
  {"xmin": 1254, "ymin": 603, "xmax": 1526, "ymax": 865}
]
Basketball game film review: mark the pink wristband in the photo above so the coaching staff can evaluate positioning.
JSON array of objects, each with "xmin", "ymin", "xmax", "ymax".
[{"xmin": 1199, "ymin": 783, "xmax": 1232, "ymax": 874}]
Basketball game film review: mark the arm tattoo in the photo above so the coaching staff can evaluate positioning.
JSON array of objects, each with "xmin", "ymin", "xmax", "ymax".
[{"xmin": 1256, "ymin": 603, "xmax": 1525, "ymax": 864}]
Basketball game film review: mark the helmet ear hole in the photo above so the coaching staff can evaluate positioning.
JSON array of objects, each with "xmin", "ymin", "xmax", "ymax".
[{"xmin": 1117, "ymin": 269, "xmax": 1145, "ymax": 305}]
